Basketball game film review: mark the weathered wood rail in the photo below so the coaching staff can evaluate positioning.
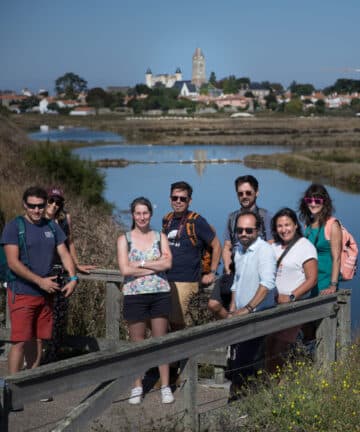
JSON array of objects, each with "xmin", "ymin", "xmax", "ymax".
[{"xmin": 0, "ymin": 270, "xmax": 352, "ymax": 432}]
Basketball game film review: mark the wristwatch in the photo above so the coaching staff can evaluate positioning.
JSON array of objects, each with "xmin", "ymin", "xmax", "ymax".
[{"xmin": 289, "ymin": 294, "xmax": 296, "ymax": 302}]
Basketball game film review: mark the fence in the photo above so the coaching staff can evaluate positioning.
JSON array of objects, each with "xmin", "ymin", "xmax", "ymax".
[{"xmin": 0, "ymin": 270, "xmax": 352, "ymax": 431}]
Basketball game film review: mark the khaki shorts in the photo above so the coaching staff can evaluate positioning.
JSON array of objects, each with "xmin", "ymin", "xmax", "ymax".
[{"xmin": 169, "ymin": 281, "xmax": 199, "ymax": 327}]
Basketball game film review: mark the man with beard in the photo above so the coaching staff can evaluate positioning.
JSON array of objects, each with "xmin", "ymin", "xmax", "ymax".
[
  {"xmin": 163, "ymin": 181, "xmax": 221, "ymax": 330},
  {"xmin": 226, "ymin": 210, "xmax": 276, "ymax": 400},
  {"xmin": 208, "ymin": 175, "xmax": 272, "ymax": 319}
]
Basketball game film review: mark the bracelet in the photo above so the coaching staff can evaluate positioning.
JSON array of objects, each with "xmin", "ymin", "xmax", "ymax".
[
  {"xmin": 69, "ymin": 276, "xmax": 79, "ymax": 282},
  {"xmin": 245, "ymin": 304, "xmax": 254, "ymax": 313},
  {"xmin": 330, "ymin": 281, "xmax": 338, "ymax": 287},
  {"xmin": 210, "ymin": 269, "xmax": 217, "ymax": 275},
  {"xmin": 140, "ymin": 260, "xmax": 145, "ymax": 268}
]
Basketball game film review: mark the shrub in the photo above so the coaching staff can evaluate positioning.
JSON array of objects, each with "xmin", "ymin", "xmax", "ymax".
[{"xmin": 24, "ymin": 141, "xmax": 109, "ymax": 208}]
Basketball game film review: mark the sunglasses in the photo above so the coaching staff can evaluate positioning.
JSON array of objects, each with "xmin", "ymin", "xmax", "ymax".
[
  {"xmin": 171, "ymin": 196, "xmax": 188, "ymax": 203},
  {"xmin": 236, "ymin": 227, "xmax": 257, "ymax": 234},
  {"xmin": 304, "ymin": 197, "xmax": 324, "ymax": 205},
  {"xmin": 237, "ymin": 190, "xmax": 253, "ymax": 197},
  {"xmin": 26, "ymin": 202, "xmax": 46, "ymax": 210},
  {"xmin": 48, "ymin": 197, "xmax": 63, "ymax": 206}
]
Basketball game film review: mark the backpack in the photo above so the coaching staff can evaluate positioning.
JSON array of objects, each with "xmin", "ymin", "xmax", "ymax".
[
  {"xmin": 228, "ymin": 207, "xmax": 268, "ymax": 245},
  {"xmin": 0, "ymin": 216, "xmax": 27, "ymax": 283},
  {"xmin": 0, "ymin": 216, "xmax": 57, "ymax": 284},
  {"xmin": 162, "ymin": 211, "xmax": 215, "ymax": 275},
  {"xmin": 324, "ymin": 217, "xmax": 358, "ymax": 281}
]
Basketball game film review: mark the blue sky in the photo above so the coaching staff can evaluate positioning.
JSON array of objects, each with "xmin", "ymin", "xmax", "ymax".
[{"xmin": 1, "ymin": 0, "xmax": 359, "ymax": 94}]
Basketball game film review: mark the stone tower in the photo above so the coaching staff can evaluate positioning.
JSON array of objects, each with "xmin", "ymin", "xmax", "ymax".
[{"xmin": 191, "ymin": 48, "xmax": 206, "ymax": 88}]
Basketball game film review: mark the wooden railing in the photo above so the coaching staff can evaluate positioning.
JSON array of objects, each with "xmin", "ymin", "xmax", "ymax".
[{"xmin": 0, "ymin": 271, "xmax": 352, "ymax": 432}]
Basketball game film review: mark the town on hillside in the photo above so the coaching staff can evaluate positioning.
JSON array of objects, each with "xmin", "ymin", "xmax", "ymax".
[{"xmin": 1, "ymin": 48, "xmax": 360, "ymax": 117}]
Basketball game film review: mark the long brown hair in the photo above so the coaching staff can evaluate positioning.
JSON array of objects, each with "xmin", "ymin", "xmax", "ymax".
[{"xmin": 299, "ymin": 183, "xmax": 334, "ymax": 226}]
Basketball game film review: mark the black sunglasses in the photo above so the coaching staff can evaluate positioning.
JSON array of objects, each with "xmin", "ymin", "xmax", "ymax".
[
  {"xmin": 236, "ymin": 227, "xmax": 257, "ymax": 234},
  {"xmin": 237, "ymin": 190, "xmax": 253, "ymax": 197},
  {"xmin": 171, "ymin": 196, "xmax": 188, "ymax": 203},
  {"xmin": 48, "ymin": 197, "xmax": 63, "ymax": 206},
  {"xmin": 26, "ymin": 202, "xmax": 46, "ymax": 210}
]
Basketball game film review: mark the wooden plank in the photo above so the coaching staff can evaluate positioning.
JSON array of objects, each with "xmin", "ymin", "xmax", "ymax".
[
  {"xmin": 78, "ymin": 269, "xmax": 123, "ymax": 283},
  {"xmin": 182, "ymin": 357, "xmax": 199, "ymax": 432},
  {"xmin": 336, "ymin": 290, "xmax": 352, "ymax": 361},
  {"xmin": 315, "ymin": 314, "xmax": 337, "ymax": 366},
  {"xmin": 105, "ymin": 282, "xmax": 121, "ymax": 341},
  {"xmin": 5, "ymin": 295, "xmax": 337, "ymax": 406},
  {"xmin": 51, "ymin": 375, "xmax": 134, "ymax": 432}
]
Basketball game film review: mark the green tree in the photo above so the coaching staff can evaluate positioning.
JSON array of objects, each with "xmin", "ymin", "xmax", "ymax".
[
  {"xmin": 223, "ymin": 75, "xmax": 239, "ymax": 94},
  {"xmin": 134, "ymin": 84, "xmax": 151, "ymax": 95},
  {"xmin": 55, "ymin": 72, "xmax": 88, "ymax": 98},
  {"xmin": 350, "ymin": 98, "xmax": 360, "ymax": 112},
  {"xmin": 264, "ymin": 92, "xmax": 278, "ymax": 110},
  {"xmin": 289, "ymin": 81, "xmax": 315, "ymax": 96},
  {"xmin": 315, "ymin": 99, "xmax": 326, "ymax": 114},
  {"xmin": 284, "ymin": 97, "xmax": 303, "ymax": 114},
  {"xmin": 86, "ymin": 87, "xmax": 113, "ymax": 110},
  {"xmin": 209, "ymin": 71, "xmax": 217, "ymax": 85},
  {"xmin": 19, "ymin": 96, "xmax": 40, "ymax": 112}
]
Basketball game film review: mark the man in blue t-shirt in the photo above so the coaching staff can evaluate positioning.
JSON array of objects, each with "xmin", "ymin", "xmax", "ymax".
[
  {"xmin": 163, "ymin": 181, "xmax": 221, "ymax": 330},
  {"xmin": 1, "ymin": 186, "xmax": 78, "ymax": 374}
]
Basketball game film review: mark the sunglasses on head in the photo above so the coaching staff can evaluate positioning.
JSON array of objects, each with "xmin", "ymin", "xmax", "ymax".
[
  {"xmin": 26, "ymin": 202, "xmax": 46, "ymax": 210},
  {"xmin": 48, "ymin": 197, "xmax": 63, "ymax": 206},
  {"xmin": 304, "ymin": 197, "xmax": 324, "ymax": 205},
  {"xmin": 236, "ymin": 227, "xmax": 257, "ymax": 234},
  {"xmin": 237, "ymin": 190, "xmax": 253, "ymax": 197},
  {"xmin": 171, "ymin": 195, "xmax": 188, "ymax": 203}
]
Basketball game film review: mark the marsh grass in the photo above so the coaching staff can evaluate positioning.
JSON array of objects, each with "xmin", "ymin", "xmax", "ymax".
[
  {"xmin": 245, "ymin": 148, "xmax": 360, "ymax": 193},
  {"xmin": 212, "ymin": 344, "xmax": 360, "ymax": 432}
]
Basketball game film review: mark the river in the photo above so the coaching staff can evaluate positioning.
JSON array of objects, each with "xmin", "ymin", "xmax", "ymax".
[{"xmin": 30, "ymin": 128, "xmax": 360, "ymax": 332}]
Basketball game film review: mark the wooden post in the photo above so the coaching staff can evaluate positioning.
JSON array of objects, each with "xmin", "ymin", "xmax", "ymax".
[
  {"xmin": 105, "ymin": 282, "xmax": 121, "ymax": 341},
  {"xmin": 182, "ymin": 357, "xmax": 199, "ymax": 432},
  {"xmin": 0, "ymin": 379, "xmax": 10, "ymax": 432},
  {"xmin": 336, "ymin": 291, "xmax": 351, "ymax": 361},
  {"xmin": 315, "ymin": 313, "xmax": 337, "ymax": 367}
]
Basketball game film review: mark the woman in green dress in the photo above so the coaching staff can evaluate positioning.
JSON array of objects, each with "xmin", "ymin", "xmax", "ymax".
[{"xmin": 299, "ymin": 184, "xmax": 342, "ymax": 296}]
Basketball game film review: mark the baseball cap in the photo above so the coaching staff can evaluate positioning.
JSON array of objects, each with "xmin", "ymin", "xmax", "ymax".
[{"xmin": 47, "ymin": 187, "xmax": 64, "ymax": 199}]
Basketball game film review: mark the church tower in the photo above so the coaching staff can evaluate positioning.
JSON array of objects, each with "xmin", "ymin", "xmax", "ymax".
[{"xmin": 191, "ymin": 48, "xmax": 206, "ymax": 87}]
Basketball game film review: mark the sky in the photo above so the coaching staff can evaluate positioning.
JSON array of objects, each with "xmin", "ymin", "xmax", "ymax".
[{"xmin": 1, "ymin": 0, "xmax": 360, "ymax": 94}]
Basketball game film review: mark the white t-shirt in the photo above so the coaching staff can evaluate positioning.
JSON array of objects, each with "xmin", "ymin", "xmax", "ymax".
[{"xmin": 272, "ymin": 237, "xmax": 318, "ymax": 298}]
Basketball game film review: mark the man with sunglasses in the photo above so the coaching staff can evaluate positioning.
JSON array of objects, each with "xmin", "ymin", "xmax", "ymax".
[
  {"xmin": 226, "ymin": 210, "xmax": 276, "ymax": 400},
  {"xmin": 163, "ymin": 181, "xmax": 221, "ymax": 330},
  {"xmin": 209, "ymin": 174, "xmax": 272, "ymax": 319},
  {"xmin": 1, "ymin": 186, "xmax": 77, "ymax": 375}
]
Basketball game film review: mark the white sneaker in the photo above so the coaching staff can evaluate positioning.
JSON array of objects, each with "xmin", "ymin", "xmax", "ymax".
[
  {"xmin": 129, "ymin": 386, "xmax": 143, "ymax": 405},
  {"xmin": 161, "ymin": 386, "xmax": 174, "ymax": 404}
]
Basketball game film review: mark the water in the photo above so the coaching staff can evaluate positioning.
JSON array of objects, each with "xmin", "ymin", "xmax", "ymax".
[
  {"xmin": 29, "ymin": 127, "xmax": 123, "ymax": 143},
  {"xmin": 30, "ymin": 128, "xmax": 360, "ymax": 332}
]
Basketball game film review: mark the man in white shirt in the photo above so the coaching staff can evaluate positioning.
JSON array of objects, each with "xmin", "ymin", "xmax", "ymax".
[{"xmin": 226, "ymin": 210, "xmax": 276, "ymax": 401}]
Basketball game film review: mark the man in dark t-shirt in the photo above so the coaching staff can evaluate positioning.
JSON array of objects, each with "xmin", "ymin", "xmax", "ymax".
[
  {"xmin": 0, "ymin": 186, "xmax": 78, "ymax": 374},
  {"xmin": 163, "ymin": 181, "xmax": 221, "ymax": 330}
]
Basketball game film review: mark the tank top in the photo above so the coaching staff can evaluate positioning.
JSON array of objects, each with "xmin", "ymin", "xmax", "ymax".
[{"xmin": 123, "ymin": 231, "xmax": 170, "ymax": 295}]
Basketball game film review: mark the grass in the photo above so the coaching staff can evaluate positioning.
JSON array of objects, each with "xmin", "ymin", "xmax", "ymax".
[
  {"xmin": 210, "ymin": 344, "xmax": 360, "ymax": 432},
  {"xmin": 244, "ymin": 148, "xmax": 360, "ymax": 193}
]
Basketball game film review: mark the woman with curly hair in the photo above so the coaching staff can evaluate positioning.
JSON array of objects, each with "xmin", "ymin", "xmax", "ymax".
[{"xmin": 299, "ymin": 183, "xmax": 342, "ymax": 296}]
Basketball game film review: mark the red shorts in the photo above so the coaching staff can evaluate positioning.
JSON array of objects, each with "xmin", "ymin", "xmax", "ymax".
[{"xmin": 8, "ymin": 290, "xmax": 53, "ymax": 342}]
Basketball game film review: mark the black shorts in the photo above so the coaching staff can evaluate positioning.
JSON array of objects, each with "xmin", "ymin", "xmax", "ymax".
[{"xmin": 123, "ymin": 292, "xmax": 171, "ymax": 322}]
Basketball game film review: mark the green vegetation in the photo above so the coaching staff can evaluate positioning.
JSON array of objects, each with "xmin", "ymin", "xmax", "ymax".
[
  {"xmin": 244, "ymin": 147, "xmax": 360, "ymax": 192},
  {"xmin": 55, "ymin": 72, "xmax": 88, "ymax": 98},
  {"xmin": 24, "ymin": 142, "xmax": 109, "ymax": 207},
  {"xmin": 324, "ymin": 78, "xmax": 360, "ymax": 95},
  {"xmin": 212, "ymin": 345, "xmax": 360, "ymax": 432}
]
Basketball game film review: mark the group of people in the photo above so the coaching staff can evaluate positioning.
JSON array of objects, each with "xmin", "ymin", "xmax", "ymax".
[
  {"xmin": 0, "ymin": 176, "xmax": 343, "ymax": 406},
  {"xmin": 116, "ymin": 177, "xmax": 343, "ymax": 404}
]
